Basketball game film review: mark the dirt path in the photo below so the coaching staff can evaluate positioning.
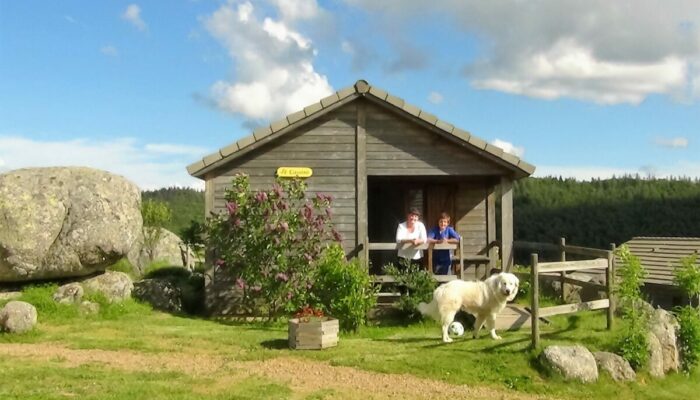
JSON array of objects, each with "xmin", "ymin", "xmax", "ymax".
[{"xmin": 0, "ymin": 343, "xmax": 551, "ymax": 399}]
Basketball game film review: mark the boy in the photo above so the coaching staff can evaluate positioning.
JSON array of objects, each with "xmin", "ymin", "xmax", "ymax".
[{"xmin": 427, "ymin": 212, "xmax": 461, "ymax": 275}]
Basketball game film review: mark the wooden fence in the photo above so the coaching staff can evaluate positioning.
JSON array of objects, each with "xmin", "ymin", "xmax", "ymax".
[{"xmin": 518, "ymin": 238, "xmax": 616, "ymax": 348}]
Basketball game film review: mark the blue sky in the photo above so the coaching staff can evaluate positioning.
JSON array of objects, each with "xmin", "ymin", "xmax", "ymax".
[{"xmin": 1, "ymin": 0, "xmax": 699, "ymax": 189}]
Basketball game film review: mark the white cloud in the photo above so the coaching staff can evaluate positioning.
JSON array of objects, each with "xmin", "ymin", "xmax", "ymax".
[
  {"xmin": 491, "ymin": 138, "xmax": 524, "ymax": 158},
  {"xmin": 122, "ymin": 4, "xmax": 147, "ymax": 31},
  {"xmin": 203, "ymin": 1, "xmax": 333, "ymax": 121},
  {"xmin": 269, "ymin": 0, "xmax": 319, "ymax": 21},
  {"xmin": 427, "ymin": 91, "xmax": 443, "ymax": 104},
  {"xmin": 654, "ymin": 136, "xmax": 689, "ymax": 148},
  {"xmin": 100, "ymin": 45, "xmax": 119, "ymax": 57},
  {"xmin": 0, "ymin": 135, "xmax": 205, "ymax": 190},
  {"xmin": 343, "ymin": 0, "xmax": 700, "ymax": 104}
]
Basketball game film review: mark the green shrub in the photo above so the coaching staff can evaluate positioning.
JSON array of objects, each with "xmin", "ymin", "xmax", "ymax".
[
  {"xmin": 676, "ymin": 306, "xmax": 700, "ymax": 373},
  {"xmin": 107, "ymin": 258, "xmax": 138, "ymax": 278},
  {"xmin": 310, "ymin": 245, "xmax": 377, "ymax": 332},
  {"xmin": 18, "ymin": 284, "xmax": 79, "ymax": 322},
  {"xmin": 383, "ymin": 260, "xmax": 437, "ymax": 319},
  {"xmin": 614, "ymin": 245, "xmax": 649, "ymax": 369},
  {"xmin": 205, "ymin": 174, "xmax": 340, "ymax": 320},
  {"xmin": 141, "ymin": 199, "xmax": 172, "ymax": 262},
  {"xmin": 674, "ymin": 254, "xmax": 700, "ymax": 307}
]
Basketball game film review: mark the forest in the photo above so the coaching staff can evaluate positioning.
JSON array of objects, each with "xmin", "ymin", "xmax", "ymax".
[{"xmin": 144, "ymin": 176, "xmax": 700, "ymax": 250}]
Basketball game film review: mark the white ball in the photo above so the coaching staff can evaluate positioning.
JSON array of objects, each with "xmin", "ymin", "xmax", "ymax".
[{"xmin": 448, "ymin": 321, "xmax": 465, "ymax": 336}]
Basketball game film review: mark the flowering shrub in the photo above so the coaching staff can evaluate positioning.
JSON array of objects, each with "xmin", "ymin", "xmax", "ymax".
[{"xmin": 206, "ymin": 174, "xmax": 341, "ymax": 319}]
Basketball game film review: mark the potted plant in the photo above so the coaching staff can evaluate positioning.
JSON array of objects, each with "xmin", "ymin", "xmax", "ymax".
[{"xmin": 288, "ymin": 306, "xmax": 339, "ymax": 350}]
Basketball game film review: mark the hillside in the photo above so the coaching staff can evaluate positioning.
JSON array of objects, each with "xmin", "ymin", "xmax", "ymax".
[{"xmin": 142, "ymin": 187, "xmax": 204, "ymax": 237}]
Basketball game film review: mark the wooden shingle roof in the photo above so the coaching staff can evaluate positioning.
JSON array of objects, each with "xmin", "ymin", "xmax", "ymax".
[
  {"xmin": 187, "ymin": 79, "xmax": 536, "ymax": 178},
  {"xmin": 620, "ymin": 237, "xmax": 700, "ymax": 286}
]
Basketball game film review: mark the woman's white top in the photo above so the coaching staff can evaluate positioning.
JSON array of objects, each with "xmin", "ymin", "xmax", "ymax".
[{"xmin": 395, "ymin": 221, "xmax": 427, "ymax": 260}]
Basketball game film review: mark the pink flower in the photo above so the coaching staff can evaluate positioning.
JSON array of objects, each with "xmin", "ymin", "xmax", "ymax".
[
  {"xmin": 278, "ymin": 221, "xmax": 289, "ymax": 232},
  {"xmin": 225, "ymin": 202, "xmax": 238, "ymax": 216},
  {"xmin": 255, "ymin": 191, "xmax": 268, "ymax": 203},
  {"xmin": 214, "ymin": 259, "xmax": 225, "ymax": 267},
  {"xmin": 276, "ymin": 272, "xmax": 289, "ymax": 282},
  {"xmin": 332, "ymin": 229, "xmax": 343, "ymax": 242},
  {"xmin": 272, "ymin": 184, "xmax": 283, "ymax": 198},
  {"xmin": 235, "ymin": 277, "xmax": 246, "ymax": 289}
]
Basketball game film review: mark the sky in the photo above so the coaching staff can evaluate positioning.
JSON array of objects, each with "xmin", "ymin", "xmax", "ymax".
[{"xmin": 1, "ymin": 0, "xmax": 699, "ymax": 190}]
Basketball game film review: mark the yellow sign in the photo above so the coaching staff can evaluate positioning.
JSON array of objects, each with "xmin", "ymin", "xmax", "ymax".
[{"xmin": 276, "ymin": 167, "xmax": 313, "ymax": 178}]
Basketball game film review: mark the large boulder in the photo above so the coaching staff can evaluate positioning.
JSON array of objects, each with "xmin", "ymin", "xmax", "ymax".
[
  {"xmin": 127, "ymin": 228, "xmax": 195, "ymax": 274},
  {"xmin": 52, "ymin": 283, "xmax": 84, "ymax": 304},
  {"xmin": 647, "ymin": 332, "xmax": 665, "ymax": 377},
  {"xmin": 541, "ymin": 345, "xmax": 598, "ymax": 383},
  {"xmin": 0, "ymin": 301, "xmax": 37, "ymax": 333},
  {"xmin": 133, "ymin": 279, "xmax": 183, "ymax": 313},
  {"xmin": 82, "ymin": 271, "xmax": 133, "ymax": 303},
  {"xmin": 593, "ymin": 351, "xmax": 636, "ymax": 382},
  {"xmin": 649, "ymin": 308, "xmax": 680, "ymax": 374},
  {"xmin": 0, "ymin": 167, "xmax": 142, "ymax": 282}
]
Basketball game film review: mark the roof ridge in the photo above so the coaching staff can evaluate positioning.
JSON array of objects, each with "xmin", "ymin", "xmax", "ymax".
[{"xmin": 187, "ymin": 79, "xmax": 535, "ymax": 177}]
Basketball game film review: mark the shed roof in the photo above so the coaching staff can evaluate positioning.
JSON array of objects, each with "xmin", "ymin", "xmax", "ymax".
[
  {"xmin": 619, "ymin": 237, "xmax": 700, "ymax": 286},
  {"xmin": 187, "ymin": 79, "xmax": 536, "ymax": 179}
]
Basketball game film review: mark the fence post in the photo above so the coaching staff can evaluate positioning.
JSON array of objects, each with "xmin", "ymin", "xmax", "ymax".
[
  {"xmin": 531, "ymin": 253, "xmax": 540, "ymax": 348},
  {"xmin": 559, "ymin": 237, "xmax": 567, "ymax": 303},
  {"xmin": 607, "ymin": 243, "xmax": 616, "ymax": 330}
]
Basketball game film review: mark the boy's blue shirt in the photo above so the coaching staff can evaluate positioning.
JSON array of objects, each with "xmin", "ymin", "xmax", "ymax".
[{"xmin": 427, "ymin": 226, "xmax": 461, "ymax": 265}]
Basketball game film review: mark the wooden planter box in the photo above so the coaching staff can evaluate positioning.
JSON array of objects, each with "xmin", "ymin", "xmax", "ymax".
[{"xmin": 288, "ymin": 317, "xmax": 339, "ymax": 350}]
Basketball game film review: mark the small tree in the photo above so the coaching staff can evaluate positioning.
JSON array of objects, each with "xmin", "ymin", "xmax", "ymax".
[
  {"xmin": 674, "ymin": 254, "xmax": 700, "ymax": 307},
  {"xmin": 615, "ymin": 245, "xmax": 650, "ymax": 369},
  {"xmin": 141, "ymin": 199, "xmax": 172, "ymax": 262},
  {"xmin": 205, "ymin": 174, "xmax": 341, "ymax": 320}
]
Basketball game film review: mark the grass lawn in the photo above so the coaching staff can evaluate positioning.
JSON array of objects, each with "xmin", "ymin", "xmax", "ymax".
[{"xmin": 1, "ymin": 285, "xmax": 699, "ymax": 399}]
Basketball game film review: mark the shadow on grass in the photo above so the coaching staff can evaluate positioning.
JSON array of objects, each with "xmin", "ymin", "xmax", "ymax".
[{"xmin": 260, "ymin": 339, "xmax": 289, "ymax": 350}]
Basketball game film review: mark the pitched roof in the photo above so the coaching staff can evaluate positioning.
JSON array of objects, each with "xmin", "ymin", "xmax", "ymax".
[
  {"xmin": 619, "ymin": 237, "xmax": 700, "ymax": 286},
  {"xmin": 187, "ymin": 79, "xmax": 536, "ymax": 178}
]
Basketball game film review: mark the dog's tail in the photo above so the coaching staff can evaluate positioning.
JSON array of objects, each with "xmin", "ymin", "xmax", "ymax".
[{"xmin": 418, "ymin": 298, "xmax": 440, "ymax": 321}]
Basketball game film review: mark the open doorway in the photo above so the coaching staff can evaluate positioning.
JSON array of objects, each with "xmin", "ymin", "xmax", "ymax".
[{"xmin": 367, "ymin": 177, "xmax": 457, "ymax": 274}]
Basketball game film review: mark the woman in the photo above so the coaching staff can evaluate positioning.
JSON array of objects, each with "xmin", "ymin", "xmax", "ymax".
[{"xmin": 395, "ymin": 207, "xmax": 427, "ymax": 268}]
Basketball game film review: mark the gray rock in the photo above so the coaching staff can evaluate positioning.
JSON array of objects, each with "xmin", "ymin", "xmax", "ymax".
[
  {"xmin": 593, "ymin": 351, "xmax": 636, "ymax": 381},
  {"xmin": 647, "ymin": 332, "xmax": 665, "ymax": 377},
  {"xmin": 82, "ymin": 271, "xmax": 133, "ymax": 303},
  {"xmin": 78, "ymin": 300, "xmax": 100, "ymax": 315},
  {"xmin": 0, "ymin": 291, "xmax": 22, "ymax": 301},
  {"xmin": 127, "ymin": 228, "xmax": 196, "ymax": 274},
  {"xmin": 541, "ymin": 345, "xmax": 598, "ymax": 383},
  {"xmin": 53, "ymin": 283, "xmax": 84, "ymax": 304},
  {"xmin": 133, "ymin": 279, "xmax": 183, "ymax": 313},
  {"xmin": 0, "ymin": 167, "xmax": 142, "ymax": 282},
  {"xmin": 649, "ymin": 308, "xmax": 680, "ymax": 374},
  {"xmin": 0, "ymin": 300, "xmax": 37, "ymax": 333}
]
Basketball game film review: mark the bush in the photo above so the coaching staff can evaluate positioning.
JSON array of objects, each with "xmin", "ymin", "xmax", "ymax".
[
  {"xmin": 614, "ymin": 245, "xmax": 649, "ymax": 369},
  {"xmin": 141, "ymin": 199, "xmax": 172, "ymax": 262},
  {"xmin": 676, "ymin": 306, "xmax": 700, "ymax": 373},
  {"xmin": 674, "ymin": 254, "xmax": 700, "ymax": 307},
  {"xmin": 310, "ymin": 245, "xmax": 377, "ymax": 332},
  {"xmin": 205, "ymin": 174, "xmax": 341, "ymax": 319},
  {"xmin": 144, "ymin": 266, "xmax": 205, "ymax": 315},
  {"xmin": 384, "ymin": 261, "xmax": 437, "ymax": 319}
]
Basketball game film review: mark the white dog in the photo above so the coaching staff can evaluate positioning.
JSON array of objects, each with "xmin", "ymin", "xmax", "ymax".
[{"xmin": 418, "ymin": 273, "xmax": 519, "ymax": 342}]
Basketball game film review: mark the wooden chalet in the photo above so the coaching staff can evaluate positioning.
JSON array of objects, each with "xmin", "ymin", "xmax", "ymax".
[
  {"xmin": 187, "ymin": 80, "xmax": 535, "ymax": 313},
  {"xmin": 618, "ymin": 237, "xmax": 700, "ymax": 308}
]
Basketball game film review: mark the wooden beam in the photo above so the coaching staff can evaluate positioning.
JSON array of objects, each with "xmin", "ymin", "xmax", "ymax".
[
  {"xmin": 368, "ymin": 243, "xmax": 458, "ymax": 251},
  {"xmin": 486, "ymin": 186, "xmax": 497, "ymax": 269},
  {"xmin": 607, "ymin": 244, "xmax": 615, "ymax": 330},
  {"xmin": 204, "ymin": 176, "xmax": 214, "ymax": 217},
  {"xmin": 538, "ymin": 299, "xmax": 610, "ymax": 318},
  {"xmin": 500, "ymin": 177, "xmax": 513, "ymax": 271},
  {"xmin": 537, "ymin": 258, "xmax": 608, "ymax": 273},
  {"xmin": 559, "ymin": 237, "xmax": 567, "ymax": 303},
  {"xmin": 563, "ymin": 244, "xmax": 610, "ymax": 258},
  {"xmin": 356, "ymin": 101, "xmax": 367, "ymax": 260}
]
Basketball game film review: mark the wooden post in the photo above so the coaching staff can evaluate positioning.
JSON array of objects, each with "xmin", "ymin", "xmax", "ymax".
[
  {"xmin": 559, "ymin": 237, "xmax": 567, "ymax": 303},
  {"xmin": 364, "ymin": 237, "xmax": 370, "ymax": 270},
  {"xmin": 531, "ymin": 253, "xmax": 540, "ymax": 349},
  {"xmin": 356, "ymin": 102, "xmax": 367, "ymax": 263},
  {"xmin": 486, "ymin": 187, "xmax": 497, "ymax": 270},
  {"xmin": 459, "ymin": 236, "xmax": 464, "ymax": 278},
  {"xmin": 427, "ymin": 245, "xmax": 434, "ymax": 273},
  {"xmin": 500, "ymin": 177, "xmax": 514, "ymax": 272},
  {"xmin": 607, "ymin": 243, "xmax": 616, "ymax": 330}
]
